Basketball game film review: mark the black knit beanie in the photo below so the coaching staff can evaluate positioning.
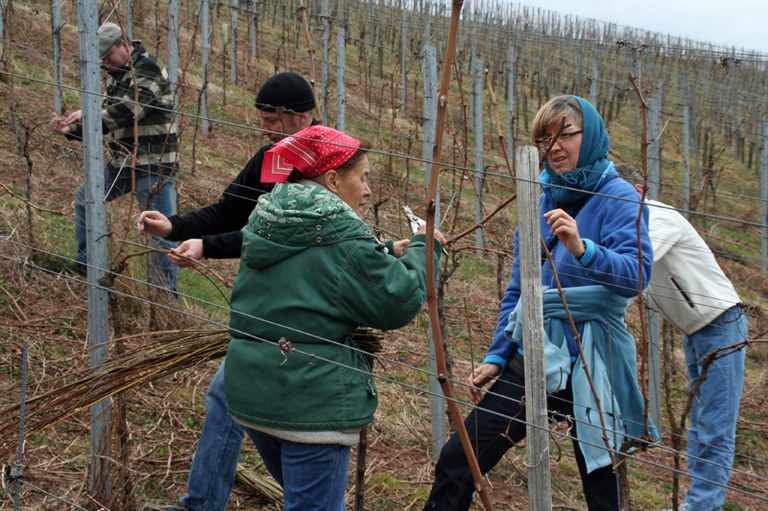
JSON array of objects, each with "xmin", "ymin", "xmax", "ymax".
[{"xmin": 255, "ymin": 72, "xmax": 315, "ymax": 113}]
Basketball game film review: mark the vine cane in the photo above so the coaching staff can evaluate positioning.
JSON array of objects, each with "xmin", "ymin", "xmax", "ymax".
[{"xmin": 424, "ymin": 1, "xmax": 494, "ymax": 509}]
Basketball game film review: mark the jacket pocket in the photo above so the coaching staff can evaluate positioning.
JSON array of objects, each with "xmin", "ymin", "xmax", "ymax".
[{"xmin": 670, "ymin": 276, "xmax": 695, "ymax": 309}]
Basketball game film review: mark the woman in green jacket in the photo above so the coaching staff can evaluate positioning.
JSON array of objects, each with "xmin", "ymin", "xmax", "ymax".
[{"xmin": 224, "ymin": 125, "xmax": 444, "ymax": 511}]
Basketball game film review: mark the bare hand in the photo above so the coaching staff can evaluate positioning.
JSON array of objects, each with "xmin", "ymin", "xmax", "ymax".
[
  {"xmin": 467, "ymin": 363, "xmax": 501, "ymax": 404},
  {"xmin": 63, "ymin": 110, "xmax": 83, "ymax": 125},
  {"xmin": 138, "ymin": 210, "xmax": 172, "ymax": 237},
  {"xmin": 543, "ymin": 208, "xmax": 585, "ymax": 258},
  {"xmin": 50, "ymin": 113, "xmax": 71, "ymax": 135},
  {"xmin": 167, "ymin": 239, "xmax": 204, "ymax": 268},
  {"xmin": 392, "ymin": 239, "xmax": 410, "ymax": 258},
  {"xmin": 415, "ymin": 224, "xmax": 447, "ymax": 245}
]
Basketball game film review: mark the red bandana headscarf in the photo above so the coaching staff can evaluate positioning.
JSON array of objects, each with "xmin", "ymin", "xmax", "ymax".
[{"xmin": 261, "ymin": 125, "xmax": 361, "ymax": 183}]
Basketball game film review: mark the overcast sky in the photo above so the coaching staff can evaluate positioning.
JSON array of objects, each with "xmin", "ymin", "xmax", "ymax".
[{"xmin": 513, "ymin": 0, "xmax": 768, "ymax": 54}]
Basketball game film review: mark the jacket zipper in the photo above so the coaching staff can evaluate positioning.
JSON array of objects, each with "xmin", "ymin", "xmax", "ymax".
[{"xmin": 670, "ymin": 277, "xmax": 695, "ymax": 309}]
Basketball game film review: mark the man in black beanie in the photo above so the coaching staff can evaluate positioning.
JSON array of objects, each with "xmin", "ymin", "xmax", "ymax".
[
  {"xmin": 254, "ymin": 70, "xmax": 317, "ymax": 116},
  {"xmin": 139, "ymin": 71, "xmax": 317, "ymax": 511}
]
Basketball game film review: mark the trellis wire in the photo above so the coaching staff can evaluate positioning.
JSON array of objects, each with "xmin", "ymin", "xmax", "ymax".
[
  {"xmin": 3, "ymin": 236, "xmax": 768, "ymax": 508},
  {"xmin": 2, "ymin": 235, "xmax": 761, "ymax": 476},
  {"xmin": 3, "ymin": 2, "xmax": 764, "ymax": 392},
  {"xmin": 3, "ymin": 63, "xmax": 763, "ymax": 280},
  {"xmin": 4, "ymin": 63, "xmax": 764, "ymax": 240},
  {"xmin": 2, "ymin": 243, "xmax": 765, "ymax": 504}
]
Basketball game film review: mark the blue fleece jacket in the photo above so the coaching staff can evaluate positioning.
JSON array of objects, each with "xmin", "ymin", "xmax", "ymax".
[{"xmin": 484, "ymin": 169, "xmax": 653, "ymax": 367}]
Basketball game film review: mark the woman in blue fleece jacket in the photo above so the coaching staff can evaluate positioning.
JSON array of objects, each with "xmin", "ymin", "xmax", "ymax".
[{"xmin": 423, "ymin": 96, "xmax": 656, "ymax": 511}]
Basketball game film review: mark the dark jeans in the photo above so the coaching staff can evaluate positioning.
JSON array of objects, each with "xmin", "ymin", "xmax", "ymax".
[{"xmin": 424, "ymin": 355, "xmax": 620, "ymax": 510}]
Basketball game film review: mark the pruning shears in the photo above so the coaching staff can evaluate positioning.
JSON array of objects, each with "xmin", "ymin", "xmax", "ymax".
[
  {"xmin": 403, "ymin": 205, "xmax": 448, "ymax": 254},
  {"xmin": 403, "ymin": 205, "xmax": 426, "ymax": 235}
]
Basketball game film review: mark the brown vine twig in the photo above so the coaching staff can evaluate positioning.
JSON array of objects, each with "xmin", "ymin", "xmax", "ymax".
[
  {"xmin": 296, "ymin": 0, "xmax": 322, "ymax": 120},
  {"xmin": 677, "ymin": 340, "xmax": 750, "ymax": 432},
  {"xmin": 627, "ymin": 71, "xmax": 653, "ymax": 439},
  {"xmin": 446, "ymin": 55, "xmax": 470, "ymax": 237},
  {"xmin": 449, "ymin": 65, "xmax": 509, "ymax": 258},
  {"xmin": 540, "ymin": 239, "xmax": 618, "ymax": 467},
  {"xmin": 117, "ymin": 240, "xmax": 233, "ymax": 294},
  {"xmin": 446, "ymin": 113, "xmax": 571, "ymax": 248},
  {"xmin": 484, "ymin": 69, "xmax": 513, "ymax": 176},
  {"xmin": 1, "ymin": 183, "xmax": 67, "ymax": 215},
  {"xmin": 446, "ymin": 194, "xmax": 516, "ymax": 246},
  {"xmin": 109, "ymin": 10, "xmax": 184, "ymax": 296},
  {"xmin": 689, "ymin": 118, "xmax": 746, "ymax": 213},
  {"xmin": 671, "ymin": 337, "xmax": 751, "ymax": 510},
  {"xmin": 422, "ymin": 1, "xmax": 494, "ymax": 509}
]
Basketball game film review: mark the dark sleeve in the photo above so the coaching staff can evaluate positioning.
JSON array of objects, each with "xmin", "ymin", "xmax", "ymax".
[
  {"xmin": 65, "ymin": 124, "xmax": 83, "ymax": 141},
  {"xmin": 64, "ymin": 121, "xmax": 110, "ymax": 140},
  {"xmin": 201, "ymin": 231, "xmax": 244, "ymax": 260},
  {"xmin": 167, "ymin": 145, "xmax": 273, "ymax": 259}
]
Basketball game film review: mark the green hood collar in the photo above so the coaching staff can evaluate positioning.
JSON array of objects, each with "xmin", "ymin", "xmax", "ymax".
[{"xmin": 242, "ymin": 182, "xmax": 376, "ymax": 269}]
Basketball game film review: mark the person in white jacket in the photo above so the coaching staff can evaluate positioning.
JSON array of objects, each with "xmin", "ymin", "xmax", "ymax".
[{"xmin": 617, "ymin": 163, "xmax": 749, "ymax": 511}]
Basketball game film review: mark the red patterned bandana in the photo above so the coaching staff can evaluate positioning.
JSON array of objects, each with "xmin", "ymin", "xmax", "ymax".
[{"xmin": 261, "ymin": 125, "xmax": 361, "ymax": 183}]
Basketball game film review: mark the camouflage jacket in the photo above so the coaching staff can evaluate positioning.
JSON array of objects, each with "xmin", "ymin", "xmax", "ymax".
[{"xmin": 68, "ymin": 41, "xmax": 179, "ymax": 172}]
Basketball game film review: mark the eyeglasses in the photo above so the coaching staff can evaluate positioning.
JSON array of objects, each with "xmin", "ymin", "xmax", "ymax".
[{"xmin": 535, "ymin": 130, "xmax": 583, "ymax": 149}]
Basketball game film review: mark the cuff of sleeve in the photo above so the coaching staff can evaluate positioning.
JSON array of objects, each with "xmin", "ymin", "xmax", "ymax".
[
  {"xmin": 574, "ymin": 238, "xmax": 595, "ymax": 266},
  {"xmin": 200, "ymin": 236, "xmax": 211, "ymax": 259},
  {"xmin": 376, "ymin": 240, "xmax": 394, "ymax": 255},
  {"xmin": 482, "ymin": 354, "xmax": 508, "ymax": 368},
  {"xmin": 166, "ymin": 216, "xmax": 181, "ymax": 242},
  {"xmin": 64, "ymin": 125, "xmax": 82, "ymax": 140}
]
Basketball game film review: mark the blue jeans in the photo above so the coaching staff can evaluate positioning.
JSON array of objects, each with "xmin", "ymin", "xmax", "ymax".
[
  {"xmin": 424, "ymin": 355, "xmax": 620, "ymax": 511},
  {"xmin": 245, "ymin": 429, "xmax": 351, "ymax": 511},
  {"xmin": 180, "ymin": 361, "xmax": 245, "ymax": 511},
  {"xmin": 683, "ymin": 305, "xmax": 748, "ymax": 511},
  {"xmin": 74, "ymin": 162, "xmax": 178, "ymax": 292}
]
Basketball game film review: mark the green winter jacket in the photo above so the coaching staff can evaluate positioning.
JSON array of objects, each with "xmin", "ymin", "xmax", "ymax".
[{"xmin": 225, "ymin": 181, "xmax": 441, "ymax": 431}]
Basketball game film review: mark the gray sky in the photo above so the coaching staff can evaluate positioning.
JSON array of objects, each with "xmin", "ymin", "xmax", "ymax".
[{"xmin": 516, "ymin": 0, "xmax": 768, "ymax": 54}]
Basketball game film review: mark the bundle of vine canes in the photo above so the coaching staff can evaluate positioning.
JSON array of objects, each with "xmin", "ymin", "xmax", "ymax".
[{"xmin": 0, "ymin": 326, "xmax": 382, "ymax": 503}]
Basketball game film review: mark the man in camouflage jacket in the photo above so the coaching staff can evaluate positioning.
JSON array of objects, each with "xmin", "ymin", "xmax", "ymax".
[{"xmin": 51, "ymin": 21, "xmax": 179, "ymax": 293}]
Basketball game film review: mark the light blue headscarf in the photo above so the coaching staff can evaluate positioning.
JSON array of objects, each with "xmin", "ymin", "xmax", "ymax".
[{"xmin": 540, "ymin": 96, "xmax": 613, "ymax": 206}]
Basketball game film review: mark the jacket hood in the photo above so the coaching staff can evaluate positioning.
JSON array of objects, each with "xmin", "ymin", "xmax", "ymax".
[{"xmin": 242, "ymin": 182, "xmax": 376, "ymax": 269}]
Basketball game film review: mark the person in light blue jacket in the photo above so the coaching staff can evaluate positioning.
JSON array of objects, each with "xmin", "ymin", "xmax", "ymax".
[{"xmin": 424, "ymin": 96, "xmax": 657, "ymax": 511}]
